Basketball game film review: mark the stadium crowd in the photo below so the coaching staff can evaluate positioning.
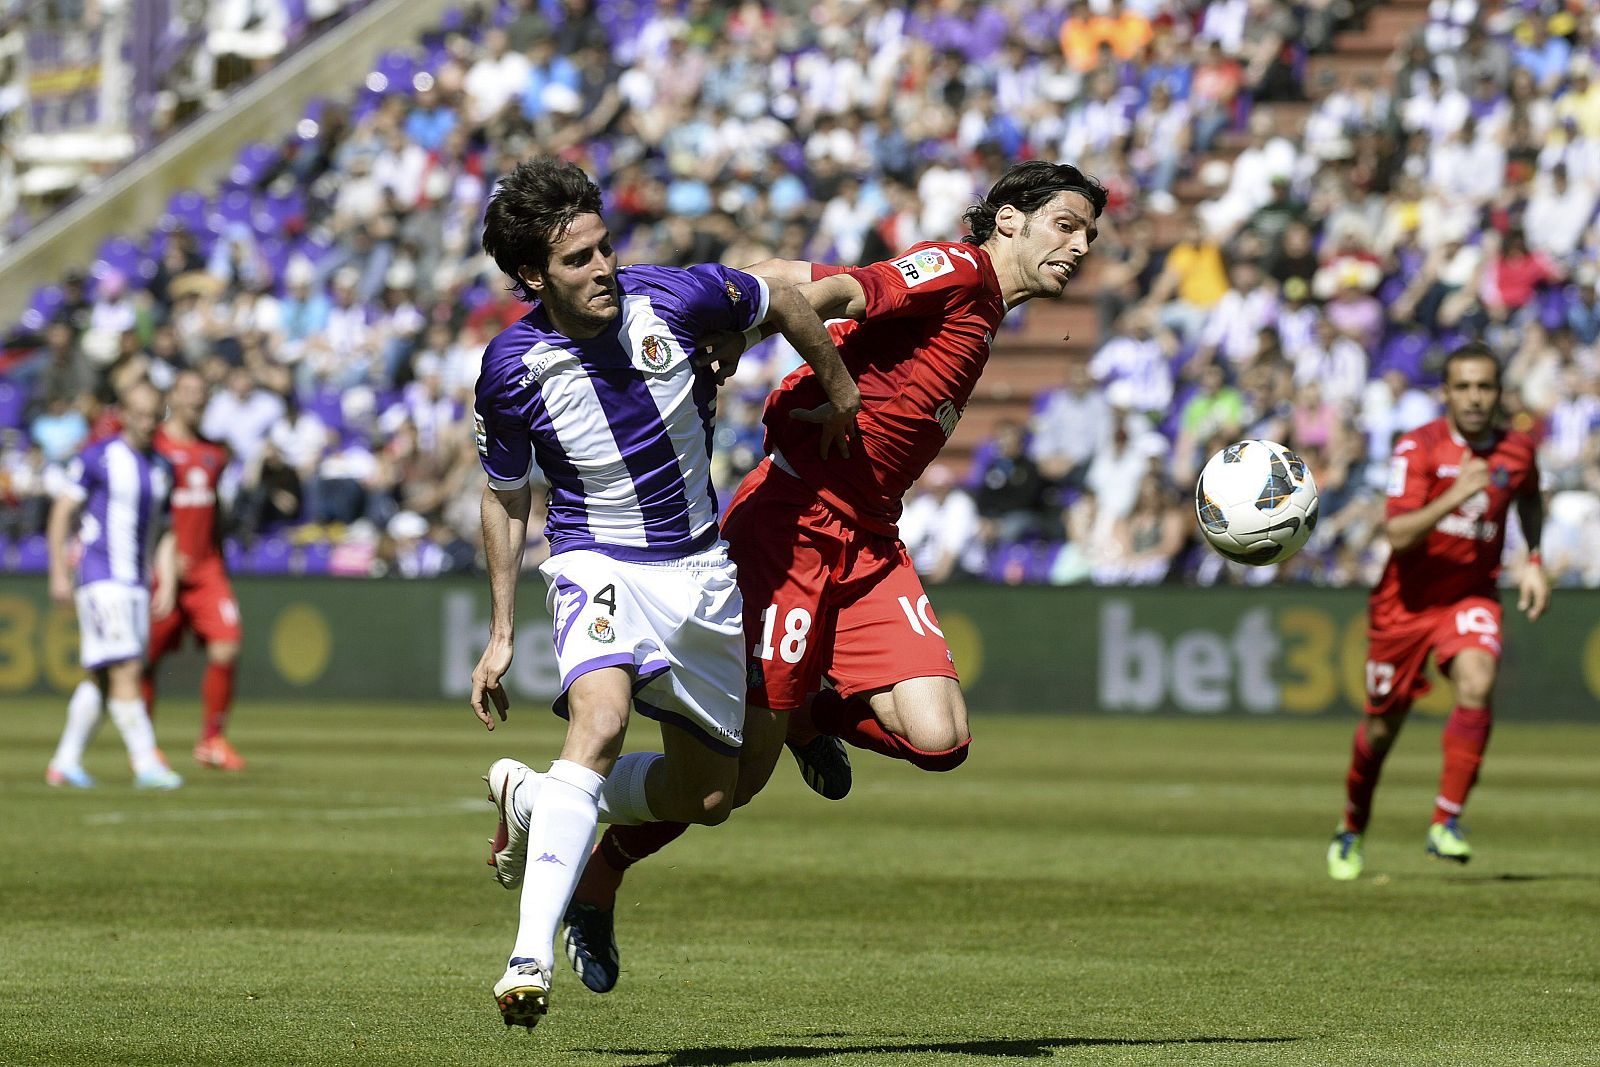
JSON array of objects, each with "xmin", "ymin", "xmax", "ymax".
[{"xmin": 2, "ymin": 0, "xmax": 1597, "ymax": 586}]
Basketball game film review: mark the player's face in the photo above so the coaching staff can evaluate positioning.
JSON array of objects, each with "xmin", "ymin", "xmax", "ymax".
[
  {"xmin": 528, "ymin": 212, "xmax": 619, "ymax": 338},
  {"xmin": 121, "ymin": 387, "xmax": 162, "ymax": 450},
  {"xmin": 1017, "ymin": 191, "xmax": 1098, "ymax": 298},
  {"xmin": 167, "ymin": 374, "xmax": 208, "ymax": 427},
  {"xmin": 1443, "ymin": 356, "xmax": 1500, "ymax": 438}
]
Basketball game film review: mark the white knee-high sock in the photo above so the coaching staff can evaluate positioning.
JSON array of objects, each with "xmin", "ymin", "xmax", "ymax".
[
  {"xmin": 106, "ymin": 698, "xmax": 162, "ymax": 774},
  {"xmin": 51, "ymin": 681, "xmax": 104, "ymax": 771},
  {"xmin": 597, "ymin": 751, "xmax": 662, "ymax": 825},
  {"xmin": 509, "ymin": 759, "xmax": 604, "ymax": 966}
]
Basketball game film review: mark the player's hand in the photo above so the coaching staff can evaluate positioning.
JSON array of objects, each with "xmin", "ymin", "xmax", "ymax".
[
  {"xmin": 790, "ymin": 402, "xmax": 858, "ymax": 459},
  {"xmin": 151, "ymin": 583, "xmax": 176, "ymax": 621},
  {"xmin": 1517, "ymin": 559, "xmax": 1550, "ymax": 622},
  {"xmin": 49, "ymin": 570, "xmax": 72, "ymax": 606},
  {"xmin": 692, "ymin": 331, "xmax": 748, "ymax": 386},
  {"xmin": 1454, "ymin": 448, "xmax": 1491, "ymax": 498},
  {"xmin": 470, "ymin": 637, "xmax": 514, "ymax": 730}
]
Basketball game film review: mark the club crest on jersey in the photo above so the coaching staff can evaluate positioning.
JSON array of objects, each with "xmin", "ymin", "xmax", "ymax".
[
  {"xmin": 724, "ymin": 278, "xmax": 742, "ymax": 305},
  {"xmin": 587, "ymin": 617, "xmax": 616, "ymax": 644},
  {"xmin": 639, "ymin": 334, "xmax": 672, "ymax": 371},
  {"xmin": 1492, "ymin": 466, "xmax": 1510, "ymax": 487},
  {"xmin": 894, "ymin": 248, "xmax": 954, "ymax": 287}
]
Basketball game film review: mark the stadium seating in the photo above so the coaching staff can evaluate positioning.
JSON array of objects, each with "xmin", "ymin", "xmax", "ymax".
[{"xmin": 1, "ymin": 0, "xmax": 1595, "ymax": 588}]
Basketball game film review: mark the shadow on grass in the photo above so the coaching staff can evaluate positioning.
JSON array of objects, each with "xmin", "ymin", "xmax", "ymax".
[
  {"xmin": 586, "ymin": 1034, "xmax": 1305, "ymax": 1065},
  {"xmin": 1441, "ymin": 872, "xmax": 1600, "ymax": 884}
]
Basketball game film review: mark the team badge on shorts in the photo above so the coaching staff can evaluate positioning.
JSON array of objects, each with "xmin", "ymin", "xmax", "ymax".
[
  {"xmin": 746, "ymin": 661, "xmax": 765, "ymax": 690},
  {"xmin": 639, "ymin": 335, "xmax": 671, "ymax": 371},
  {"xmin": 587, "ymin": 617, "xmax": 616, "ymax": 643}
]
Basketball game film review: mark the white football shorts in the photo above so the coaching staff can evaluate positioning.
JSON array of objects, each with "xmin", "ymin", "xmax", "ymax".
[
  {"xmin": 539, "ymin": 543, "xmax": 744, "ymax": 754},
  {"xmin": 75, "ymin": 580, "xmax": 151, "ymax": 670}
]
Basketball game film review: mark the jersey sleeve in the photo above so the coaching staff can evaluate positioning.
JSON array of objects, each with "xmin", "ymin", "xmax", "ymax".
[
  {"xmin": 848, "ymin": 245, "xmax": 982, "ymax": 321},
  {"xmin": 811, "ymin": 263, "xmax": 850, "ymax": 281},
  {"xmin": 1383, "ymin": 434, "xmax": 1431, "ymax": 518},
  {"xmin": 474, "ymin": 396, "xmax": 534, "ymax": 491},
  {"xmin": 672, "ymin": 263, "xmax": 771, "ymax": 338}
]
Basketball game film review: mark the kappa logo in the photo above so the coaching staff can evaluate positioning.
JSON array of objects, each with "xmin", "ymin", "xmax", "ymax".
[
  {"xmin": 588, "ymin": 617, "xmax": 616, "ymax": 643},
  {"xmin": 533, "ymin": 853, "xmax": 566, "ymax": 866},
  {"xmin": 640, "ymin": 335, "xmax": 672, "ymax": 371},
  {"xmin": 893, "ymin": 247, "xmax": 955, "ymax": 287}
]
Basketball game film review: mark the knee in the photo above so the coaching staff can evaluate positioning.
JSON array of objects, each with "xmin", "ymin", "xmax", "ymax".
[
  {"xmin": 905, "ymin": 734, "xmax": 971, "ymax": 773},
  {"xmin": 903, "ymin": 721, "xmax": 970, "ymax": 757},
  {"xmin": 687, "ymin": 787, "xmax": 735, "ymax": 826},
  {"xmin": 207, "ymin": 641, "xmax": 240, "ymax": 665}
]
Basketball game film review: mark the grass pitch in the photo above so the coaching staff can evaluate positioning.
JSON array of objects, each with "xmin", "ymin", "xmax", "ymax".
[{"xmin": 1, "ymin": 700, "xmax": 1596, "ymax": 1066}]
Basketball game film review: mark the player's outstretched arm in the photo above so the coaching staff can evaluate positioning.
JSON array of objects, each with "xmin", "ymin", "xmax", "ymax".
[
  {"xmin": 45, "ymin": 494, "xmax": 81, "ymax": 605},
  {"xmin": 1386, "ymin": 448, "xmax": 1489, "ymax": 553},
  {"xmin": 472, "ymin": 482, "xmax": 532, "ymax": 729},
  {"xmin": 1515, "ymin": 490, "xmax": 1549, "ymax": 622},
  {"xmin": 152, "ymin": 531, "xmax": 178, "ymax": 620},
  {"xmin": 764, "ymin": 278, "xmax": 862, "ymax": 459}
]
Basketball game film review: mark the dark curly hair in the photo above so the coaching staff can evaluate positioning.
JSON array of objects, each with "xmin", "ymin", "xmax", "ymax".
[
  {"xmin": 482, "ymin": 158, "xmax": 604, "ymax": 301},
  {"xmin": 962, "ymin": 161, "xmax": 1107, "ymax": 246}
]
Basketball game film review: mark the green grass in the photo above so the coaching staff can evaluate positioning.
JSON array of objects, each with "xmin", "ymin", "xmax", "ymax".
[{"xmin": 2, "ymin": 700, "xmax": 1597, "ymax": 1066}]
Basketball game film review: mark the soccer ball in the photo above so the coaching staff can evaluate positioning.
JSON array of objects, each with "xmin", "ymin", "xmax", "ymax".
[{"xmin": 1195, "ymin": 439, "xmax": 1319, "ymax": 566}]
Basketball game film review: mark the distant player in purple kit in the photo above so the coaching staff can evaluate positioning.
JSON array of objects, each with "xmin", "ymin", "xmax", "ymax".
[
  {"xmin": 45, "ymin": 380, "xmax": 183, "ymax": 790},
  {"xmin": 464, "ymin": 159, "xmax": 858, "ymax": 1030}
]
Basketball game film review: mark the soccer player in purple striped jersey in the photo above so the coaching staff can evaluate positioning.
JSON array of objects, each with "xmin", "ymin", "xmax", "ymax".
[
  {"xmin": 45, "ymin": 380, "xmax": 183, "ymax": 790},
  {"xmin": 465, "ymin": 159, "xmax": 858, "ymax": 1030}
]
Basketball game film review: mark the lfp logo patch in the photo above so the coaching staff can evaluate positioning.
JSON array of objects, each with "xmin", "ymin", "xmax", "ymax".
[
  {"xmin": 893, "ymin": 248, "xmax": 954, "ymax": 287},
  {"xmin": 639, "ymin": 335, "xmax": 671, "ymax": 370}
]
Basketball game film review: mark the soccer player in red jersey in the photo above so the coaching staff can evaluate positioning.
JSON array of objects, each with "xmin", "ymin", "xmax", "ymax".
[
  {"xmin": 144, "ymin": 369, "xmax": 247, "ymax": 771},
  {"xmin": 1327, "ymin": 343, "xmax": 1548, "ymax": 880},
  {"xmin": 555, "ymin": 161, "xmax": 1105, "ymax": 992}
]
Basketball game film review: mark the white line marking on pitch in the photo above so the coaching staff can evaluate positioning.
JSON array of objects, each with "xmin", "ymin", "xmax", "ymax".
[{"xmin": 84, "ymin": 799, "xmax": 483, "ymax": 826}]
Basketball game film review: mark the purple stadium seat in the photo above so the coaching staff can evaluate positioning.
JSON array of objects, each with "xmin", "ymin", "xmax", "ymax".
[
  {"xmin": 224, "ymin": 538, "xmax": 246, "ymax": 572},
  {"xmin": 231, "ymin": 142, "xmax": 280, "ymax": 189},
  {"xmin": 163, "ymin": 189, "xmax": 210, "ymax": 234},
  {"xmin": 259, "ymin": 190, "xmax": 306, "ymax": 237},
  {"xmin": 368, "ymin": 51, "xmax": 418, "ymax": 95},
  {"xmin": 0, "ymin": 382, "xmax": 25, "ymax": 429},
  {"xmin": 19, "ymin": 285, "xmax": 64, "ymax": 331},
  {"xmin": 16, "ymin": 535, "xmax": 49, "ymax": 573},
  {"xmin": 210, "ymin": 189, "xmax": 255, "ymax": 230},
  {"xmin": 298, "ymin": 542, "xmax": 334, "ymax": 574},
  {"xmin": 244, "ymin": 537, "xmax": 292, "ymax": 574},
  {"xmin": 94, "ymin": 236, "xmax": 144, "ymax": 282},
  {"xmin": 257, "ymin": 236, "xmax": 293, "ymax": 287}
]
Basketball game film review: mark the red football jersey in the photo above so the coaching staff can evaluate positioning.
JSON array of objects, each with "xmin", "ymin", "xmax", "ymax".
[
  {"xmin": 1371, "ymin": 417, "xmax": 1539, "ymax": 624},
  {"xmin": 153, "ymin": 426, "xmax": 229, "ymax": 575},
  {"xmin": 762, "ymin": 242, "xmax": 1007, "ymax": 534}
]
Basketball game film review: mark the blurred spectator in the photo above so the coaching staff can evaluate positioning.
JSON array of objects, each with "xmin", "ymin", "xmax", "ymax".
[
  {"xmin": 972, "ymin": 421, "xmax": 1055, "ymax": 545},
  {"xmin": 1095, "ymin": 472, "xmax": 1190, "ymax": 585},
  {"xmin": 1030, "ymin": 359, "xmax": 1109, "ymax": 492},
  {"xmin": 899, "ymin": 464, "xmax": 981, "ymax": 585}
]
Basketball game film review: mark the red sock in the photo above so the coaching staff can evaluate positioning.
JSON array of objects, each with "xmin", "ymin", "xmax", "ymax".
[
  {"xmin": 1342, "ymin": 718, "xmax": 1390, "ymax": 834},
  {"xmin": 141, "ymin": 673, "xmax": 157, "ymax": 722},
  {"xmin": 1434, "ymin": 705, "xmax": 1492, "ymax": 824},
  {"xmin": 573, "ymin": 822, "xmax": 691, "ymax": 908},
  {"xmin": 201, "ymin": 662, "xmax": 236, "ymax": 741},
  {"xmin": 808, "ymin": 688, "xmax": 971, "ymax": 772}
]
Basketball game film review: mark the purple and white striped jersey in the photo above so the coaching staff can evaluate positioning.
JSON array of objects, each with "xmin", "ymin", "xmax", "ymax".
[
  {"xmin": 58, "ymin": 436, "xmax": 172, "ymax": 587},
  {"xmin": 474, "ymin": 263, "xmax": 769, "ymax": 561}
]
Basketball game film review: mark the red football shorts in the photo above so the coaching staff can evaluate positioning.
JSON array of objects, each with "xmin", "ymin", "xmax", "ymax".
[
  {"xmin": 722, "ymin": 459, "xmax": 958, "ymax": 710},
  {"xmin": 1362, "ymin": 596, "xmax": 1502, "ymax": 716},
  {"xmin": 149, "ymin": 565, "xmax": 243, "ymax": 659}
]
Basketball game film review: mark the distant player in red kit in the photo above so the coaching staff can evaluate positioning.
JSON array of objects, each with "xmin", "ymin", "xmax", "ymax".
[
  {"xmin": 552, "ymin": 161, "xmax": 1106, "ymax": 991},
  {"xmin": 1327, "ymin": 343, "xmax": 1548, "ymax": 880},
  {"xmin": 145, "ymin": 369, "xmax": 247, "ymax": 771}
]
